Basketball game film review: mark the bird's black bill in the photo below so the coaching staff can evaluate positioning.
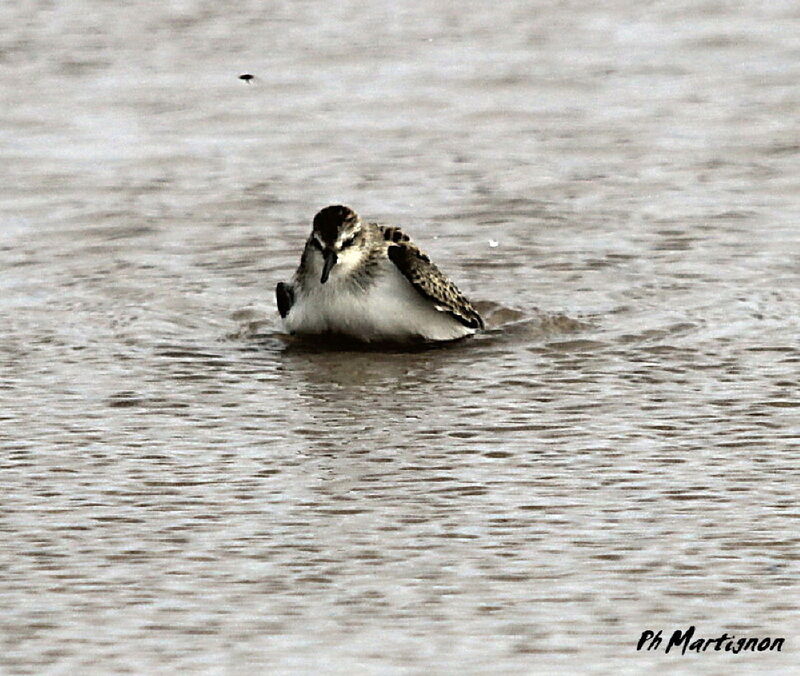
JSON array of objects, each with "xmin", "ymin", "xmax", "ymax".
[{"xmin": 320, "ymin": 249, "xmax": 338, "ymax": 284}]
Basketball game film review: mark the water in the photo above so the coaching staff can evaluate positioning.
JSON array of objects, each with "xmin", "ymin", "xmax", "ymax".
[{"xmin": 2, "ymin": 1, "xmax": 799, "ymax": 673}]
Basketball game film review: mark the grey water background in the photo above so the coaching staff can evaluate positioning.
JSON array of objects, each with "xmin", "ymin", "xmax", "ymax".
[{"xmin": 1, "ymin": 0, "xmax": 799, "ymax": 673}]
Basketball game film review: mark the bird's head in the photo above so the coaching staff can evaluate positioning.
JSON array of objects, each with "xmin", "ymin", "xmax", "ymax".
[{"xmin": 310, "ymin": 205, "xmax": 365, "ymax": 283}]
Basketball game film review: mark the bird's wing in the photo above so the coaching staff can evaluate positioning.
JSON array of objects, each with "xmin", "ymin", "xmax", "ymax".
[
  {"xmin": 381, "ymin": 225, "xmax": 484, "ymax": 330},
  {"xmin": 276, "ymin": 282, "xmax": 294, "ymax": 319}
]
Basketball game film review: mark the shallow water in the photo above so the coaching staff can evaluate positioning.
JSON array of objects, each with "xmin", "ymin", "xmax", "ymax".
[{"xmin": 1, "ymin": 0, "xmax": 799, "ymax": 673}]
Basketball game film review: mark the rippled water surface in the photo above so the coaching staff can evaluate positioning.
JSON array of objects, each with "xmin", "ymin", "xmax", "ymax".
[{"xmin": 2, "ymin": 1, "xmax": 799, "ymax": 673}]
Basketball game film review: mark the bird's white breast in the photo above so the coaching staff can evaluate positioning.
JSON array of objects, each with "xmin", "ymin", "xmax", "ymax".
[{"xmin": 284, "ymin": 260, "xmax": 472, "ymax": 342}]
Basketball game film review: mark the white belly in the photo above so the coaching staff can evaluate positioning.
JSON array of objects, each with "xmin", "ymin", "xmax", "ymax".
[{"xmin": 284, "ymin": 263, "xmax": 473, "ymax": 343}]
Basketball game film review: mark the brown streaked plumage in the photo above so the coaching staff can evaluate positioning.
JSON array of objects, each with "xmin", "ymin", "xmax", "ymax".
[{"xmin": 384, "ymin": 229, "xmax": 484, "ymax": 330}]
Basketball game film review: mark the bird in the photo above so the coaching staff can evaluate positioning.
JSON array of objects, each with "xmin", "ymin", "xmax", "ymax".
[
  {"xmin": 276, "ymin": 205, "xmax": 484, "ymax": 343},
  {"xmin": 238, "ymin": 73, "xmax": 254, "ymax": 84}
]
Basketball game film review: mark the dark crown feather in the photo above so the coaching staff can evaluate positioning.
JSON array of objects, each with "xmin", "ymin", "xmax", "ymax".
[{"xmin": 312, "ymin": 205, "xmax": 358, "ymax": 247}]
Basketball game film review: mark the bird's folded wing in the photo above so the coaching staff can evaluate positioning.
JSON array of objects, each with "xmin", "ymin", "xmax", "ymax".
[
  {"xmin": 382, "ymin": 226, "xmax": 484, "ymax": 330},
  {"xmin": 276, "ymin": 282, "xmax": 294, "ymax": 318}
]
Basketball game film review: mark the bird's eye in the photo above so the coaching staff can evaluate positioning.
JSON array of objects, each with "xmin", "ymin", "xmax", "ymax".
[{"xmin": 341, "ymin": 235, "xmax": 356, "ymax": 248}]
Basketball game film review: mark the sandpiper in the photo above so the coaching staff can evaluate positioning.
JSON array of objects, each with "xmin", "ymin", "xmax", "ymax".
[{"xmin": 276, "ymin": 205, "xmax": 484, "ymax": 343}]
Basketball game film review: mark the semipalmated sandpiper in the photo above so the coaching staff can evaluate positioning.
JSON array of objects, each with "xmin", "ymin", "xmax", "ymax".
[{"xmin": 276, "ymin": 205, "xmax": 483, "ymax": 343}]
